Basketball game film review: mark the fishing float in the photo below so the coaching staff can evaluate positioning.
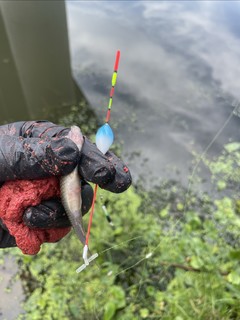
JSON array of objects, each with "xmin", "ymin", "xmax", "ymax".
[{"xmin": 76, "ymin": 50, "xmax": 121, "ymax": 273}]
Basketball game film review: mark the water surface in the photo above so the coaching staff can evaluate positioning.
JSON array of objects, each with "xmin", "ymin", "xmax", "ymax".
[{"xmin": 66, "ymin": 1, "xmax": 240, "ymax": 185}]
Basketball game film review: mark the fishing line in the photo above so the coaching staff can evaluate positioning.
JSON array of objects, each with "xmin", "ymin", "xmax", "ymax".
[
  {"xmin": 101, "ymin": 103, "xmax": 239, "ymax": 279},
  {"xmin": 183, "ymin": 104, "xmax": 238, "ymax": 215}
]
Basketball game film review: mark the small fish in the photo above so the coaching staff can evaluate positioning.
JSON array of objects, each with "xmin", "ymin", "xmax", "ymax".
[{"xmin": 60, "ymin": 126, "xmax": 86, "ymax": 246}]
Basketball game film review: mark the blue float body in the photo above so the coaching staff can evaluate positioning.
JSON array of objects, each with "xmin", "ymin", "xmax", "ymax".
[{"xmin": 96, "ymin": 123, "xmax": 114, "ymax": 154}]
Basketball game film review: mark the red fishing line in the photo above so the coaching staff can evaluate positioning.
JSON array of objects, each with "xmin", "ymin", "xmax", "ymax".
[{"xmin": 85, "ymin": 184, "xmax": 98, "ymax": 246}]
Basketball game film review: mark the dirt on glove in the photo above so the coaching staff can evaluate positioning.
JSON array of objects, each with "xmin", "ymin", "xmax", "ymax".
[{"xmin": 0, "ymin": 177, "xmax": 71, "ymax": 255}]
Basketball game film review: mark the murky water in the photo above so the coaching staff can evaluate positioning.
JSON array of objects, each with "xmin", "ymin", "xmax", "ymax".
[
  {"xmin": 1, "ymin": 1, "xmax": 240, "ymax": 184},
  {"xmin": 66, "ymin": 1, "xmax": 240, "ymax": 185}
]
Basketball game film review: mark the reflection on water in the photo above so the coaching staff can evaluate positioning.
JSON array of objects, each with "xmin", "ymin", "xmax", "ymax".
[
  {"xmin": 1, "ymin": 1, "xmax": 240, "ymax": 184},
  {"xmin": 66, "ymin": 1, "xmax": 240, "ymax": 185}
]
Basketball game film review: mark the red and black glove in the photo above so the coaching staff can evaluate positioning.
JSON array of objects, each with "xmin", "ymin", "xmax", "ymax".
[{"xmin": 0, "ymin": 121, "xmax": 132, "ymax": 248}]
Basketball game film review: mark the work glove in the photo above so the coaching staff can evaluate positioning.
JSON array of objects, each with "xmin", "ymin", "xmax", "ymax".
[{"xmin": 0, "ymin": 121, "xmax": 132, "ymax": 248}]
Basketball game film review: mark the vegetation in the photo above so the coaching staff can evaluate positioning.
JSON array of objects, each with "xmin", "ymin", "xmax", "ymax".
[{"xmin": 2, "ymin": 103, "xmax": 240, "ymax": 319}]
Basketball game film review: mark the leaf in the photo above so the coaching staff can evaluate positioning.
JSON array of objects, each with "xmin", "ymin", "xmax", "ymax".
[
  {"xmin": 113, "ymin": 227, "xmax": 123, "ymax": 235},
  {"xmin": 177, "ymin": 203, "xmax": 184, "ymax": 211},
  {"xmin": 188, "ymin": 216, "xmax": 201, "ymax": 230},
  {"xmin": 103, "ymin": 301, "xmax": 116, "ymax": 320},
  {"xmin": 146, "ymin": 286, "xmax": 155, "ymax": 297},
  {"xmin": 224, "ymin": 142, "xmax": 240, "ymax": 153},
  {"xmin": 140, "ymin": 308, "xmax": 149, "ymax": 318},
  {"xmin": 227, "ymin": 271, "xmax": 240, "ymax": 285},
  {"xmin": 229, "ymin": 250, "xmax": 240, "ymax": 260},
  {"xmin": 190, "ymin": 256, "xmax": 204, "ymax": 269},
  {"xmin": 217, "ymin": 180, "xmax": 226, "ymax": 191},
  {"xmin": 160, "ymin": 205, "xmax": 170, "ymax": 218},
  {"xmin": 69, "ymin": 303, "xmax": 79, "ymax": 318},
  {"xmin": 110, "ymin": 286, "xmax": 126, "ymax": 309}
]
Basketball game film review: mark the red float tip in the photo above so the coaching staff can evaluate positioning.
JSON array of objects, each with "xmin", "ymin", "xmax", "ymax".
[
  {"xmin": 105, "ymin": 109, "xmax": 111, "ymax": 123},
  {"xmin": 114, "ymin": 50, "xmax": 121, "ymax": 71}
]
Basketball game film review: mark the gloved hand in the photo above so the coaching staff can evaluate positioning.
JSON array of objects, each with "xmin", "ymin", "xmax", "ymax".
[{"xmin": 0, "ymin": 121, "xmax": 132, "ymax": 248}]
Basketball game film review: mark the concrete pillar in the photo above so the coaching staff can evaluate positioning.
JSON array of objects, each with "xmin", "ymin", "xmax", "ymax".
[
  {"xmin": 0, "ymin": 6, "xmax": 28, "ymax": 121},
  {"xmin": 0, "ymin": 1, "xmax": 76, "ymax": 120}
]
